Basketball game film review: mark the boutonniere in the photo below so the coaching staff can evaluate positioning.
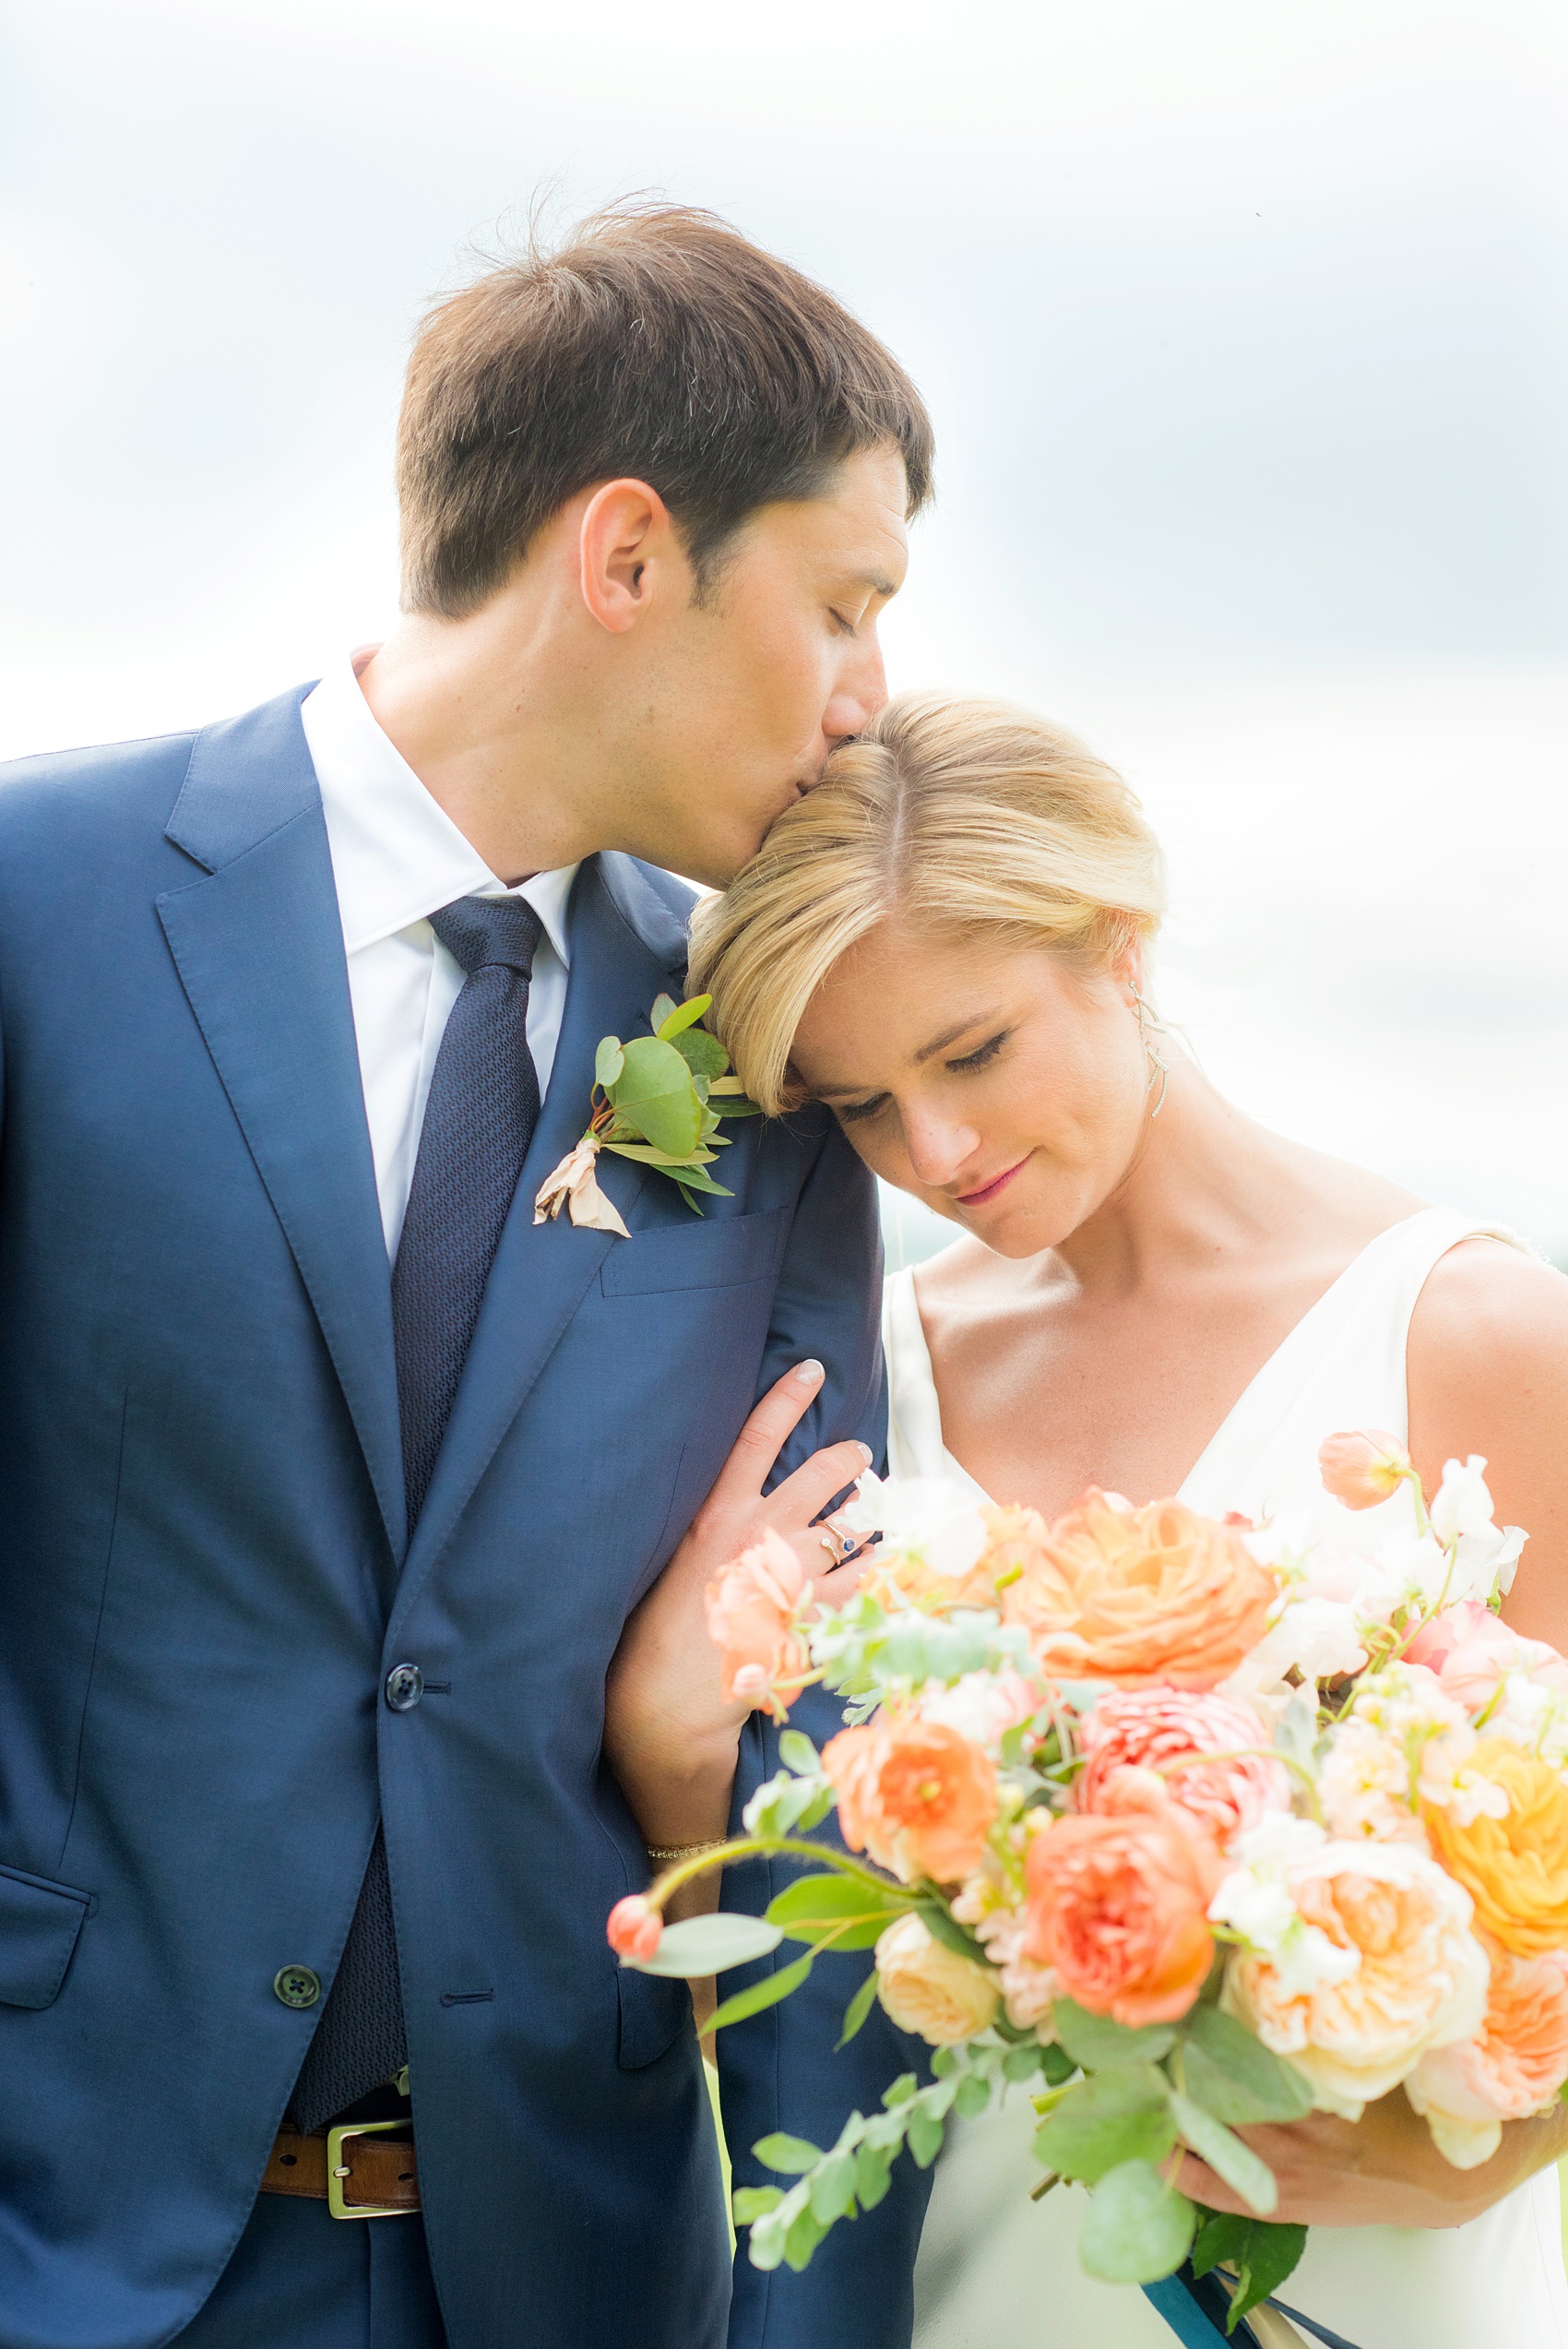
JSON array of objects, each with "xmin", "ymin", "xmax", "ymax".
[{"xmin": 533, "ymin": 993, "xmax": 760, "ymax": 1239}]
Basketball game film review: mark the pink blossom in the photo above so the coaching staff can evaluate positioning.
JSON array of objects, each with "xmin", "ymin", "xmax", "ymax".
[
  {"xmin": 606, "ymin": 1896, "xmax": 662, "ymax": 1963},
  {"xmin": 1407, "ymin": 1604, "xmax": 1568, "ymax": 1716},
  {"xmin": 1077, "ymin": 1687, "xmax": 1291, "ymax": 1854}
]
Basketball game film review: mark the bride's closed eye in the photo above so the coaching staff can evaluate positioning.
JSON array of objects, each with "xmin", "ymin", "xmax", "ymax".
[{"xmin": 945, "ymin": 1030, "xmax": 1010, "ymax": 1074}]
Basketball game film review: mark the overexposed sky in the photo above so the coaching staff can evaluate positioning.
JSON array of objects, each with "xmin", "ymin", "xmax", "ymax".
[{"xmin": 4, "ymin": 0, "xmax": 1567, "ymax": 1243}]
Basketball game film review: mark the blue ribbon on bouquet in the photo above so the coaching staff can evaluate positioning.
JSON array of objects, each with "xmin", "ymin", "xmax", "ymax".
[{"xmin": 1145, "ymin": 2270, "xmax": 1363, "ymax": 2349}]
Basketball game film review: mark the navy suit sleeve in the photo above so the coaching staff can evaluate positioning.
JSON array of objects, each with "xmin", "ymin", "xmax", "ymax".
[{"xmin": 719, "ymin": 1116, "xmax": 932, "ymax": 2349}]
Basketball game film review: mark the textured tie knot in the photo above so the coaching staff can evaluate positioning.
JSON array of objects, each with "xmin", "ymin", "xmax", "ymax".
[{"xmin": 429, "ymin": 894, "xmax": 544, "ymax": 978}]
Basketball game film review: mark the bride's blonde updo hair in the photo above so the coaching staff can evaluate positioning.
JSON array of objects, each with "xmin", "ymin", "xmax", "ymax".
[{"xmin": 687, "ymin": 692, "xmax": 1167, "ymax": 1115}]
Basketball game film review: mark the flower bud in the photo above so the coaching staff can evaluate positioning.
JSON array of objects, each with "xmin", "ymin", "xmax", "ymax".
[
  {"xmin": 1318, "ymin": 1428, "xmax": 1411, "ymax": 1510},
  {"xmin": 606, "ymin": 1895, "xmax": 662, "ymax": 1964}
]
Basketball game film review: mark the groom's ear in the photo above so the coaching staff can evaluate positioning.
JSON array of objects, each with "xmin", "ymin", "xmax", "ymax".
[{"xmin": 577, "ymin": 478, "xmax": 689, "ymax": 635}]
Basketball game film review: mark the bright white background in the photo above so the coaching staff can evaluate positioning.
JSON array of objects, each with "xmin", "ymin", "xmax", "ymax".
[{"xmin": 4, "ymin": 1, "xmax": 1566, "ymax": 1250}]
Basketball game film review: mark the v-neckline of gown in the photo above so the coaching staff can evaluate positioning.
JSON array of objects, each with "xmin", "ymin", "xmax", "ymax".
[{"xmin": 895, "ymin": 1208, "xmax": 1450, "ymax": 1511}]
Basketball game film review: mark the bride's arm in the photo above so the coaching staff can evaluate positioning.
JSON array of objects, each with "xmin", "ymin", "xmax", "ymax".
[{"xmin": 1408, "ymin": 1235, "xmax": 1568, "ymax": 1651}]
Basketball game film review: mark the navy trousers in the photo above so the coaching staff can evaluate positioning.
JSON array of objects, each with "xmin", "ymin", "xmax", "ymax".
[{"xmin": 175, "ymin": 2193, "xmax": 446, "ymax": 2349}]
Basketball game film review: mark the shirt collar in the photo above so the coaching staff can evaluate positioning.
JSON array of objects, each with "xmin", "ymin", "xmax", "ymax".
[{"xmin": 300, "ymin": 655, "xmax": 577, "ymax": 968}]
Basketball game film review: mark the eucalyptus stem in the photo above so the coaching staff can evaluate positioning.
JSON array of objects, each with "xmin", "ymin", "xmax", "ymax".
[{"xmin": 649, "ymin": 1832, "xmax": 908, "ymax": 1911}]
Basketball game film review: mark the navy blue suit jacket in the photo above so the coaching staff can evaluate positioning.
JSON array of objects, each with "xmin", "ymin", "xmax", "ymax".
[{"xmin": 0, "ymin": 688, "xmax": 926, "ymax": 2349}]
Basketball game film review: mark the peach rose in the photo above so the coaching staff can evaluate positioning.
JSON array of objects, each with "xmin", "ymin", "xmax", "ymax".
[
  {"xmin": 1423, "ymin": 1736, "xmax": 1568, "ymax": 1957},
  {"xmin": 1318, "ymin": 1428, "xmax": 1411, "ymax": 1510},
  {"xmin": 1407, "ymin": 1937, "xmax": 1568, "ymax": 2167},
  {"xmin": 1407, "ymin": 1604, "xmax": 1568, "ymax": 1716},
  {"xmin": 823, "ymin": 1713, "xmax": 997, "ymax": 1886},
  {"xmin": 868, "ymin": 1499, "xmax": 1057, "ymax": 1615},
  {"xmin": 1002, "ymin": 1490, "xmax": 1278, "ymax": 1690},
  {"xmin": 704, "ymin": 1528, "xmax": 812, "ymax": 1721},
  {"xmin": 873, "ymin": 1912, "xmax": 1001, "ymax": 2044},
  {"xmin": 1224, "ymin": 1841, "xmax": 1490, "ymax": 2117},
  {"xmin": 1077, "ymin": 1687, "xmax": 1290, "ymax": 1852},
  {"xmin": 1022, "ymin": 1782, "xmax": 1221, "ymax": 2027}
]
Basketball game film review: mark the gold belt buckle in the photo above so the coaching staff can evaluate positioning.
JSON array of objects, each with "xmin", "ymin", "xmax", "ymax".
[{"xmin": 326, "ymin": 2118, "xmax": 414, "ymax": 2220}]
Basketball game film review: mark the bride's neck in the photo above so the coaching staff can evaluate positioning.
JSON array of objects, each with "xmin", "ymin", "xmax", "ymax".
[{"xmin": 1049, "ymin": 1054, "xmax": 1324, "ymax": 1299}]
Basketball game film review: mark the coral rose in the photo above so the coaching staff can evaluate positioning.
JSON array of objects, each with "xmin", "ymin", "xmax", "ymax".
[
  {"xmin": 823, "ymin": 1713, "xmax": 997, "ymax": 1886},
  {"xmin": 704, "ymin": 1528, "xmax": 812, "ymax": 1721},
  {"xmin": 1223, "ymin": 1841, "xmax": 1489, "ymax": 2117},
  {"xmin": 1422, "ymin": 1736, "xmax": 1568, "ymax": 1957},
  {"xmin": 1407, "ymin": 1937, "xmax": 1568, "ymax": 2167},
  {"xmin": 1003, "ymin": 1490, "xmax": 1277, "ymax": 1689},
  {"xmin": 1022, "ymin": 1785, "xmax": 1221, "ymax": 2027},
  {"xmin": 1318, "ymin": 1428, "xmax": 1411, "ymax": 1510},
  {"xmin": 873, "ymin": 1912, "xmax": 1001, "ymax": 2044},
  {"xmin": 1077, "ymin": 1687, "xmax": 1290, "ymax": 1853}
]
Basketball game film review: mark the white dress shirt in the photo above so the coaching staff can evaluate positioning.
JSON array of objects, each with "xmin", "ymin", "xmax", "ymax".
[{"xmin": 300, "ymin": 656, "xmax": 579, "ymax": 1258}]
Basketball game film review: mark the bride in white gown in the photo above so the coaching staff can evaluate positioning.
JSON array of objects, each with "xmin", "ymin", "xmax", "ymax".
[{"xmin": 681, "ymin": 691, "xmax": 1568, "ymax": 2349}]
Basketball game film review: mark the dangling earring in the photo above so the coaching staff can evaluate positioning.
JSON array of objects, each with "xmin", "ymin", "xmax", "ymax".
[{"xmin": 1130, "ymin": 985, "xmax": 1170, "ymax": 1119}]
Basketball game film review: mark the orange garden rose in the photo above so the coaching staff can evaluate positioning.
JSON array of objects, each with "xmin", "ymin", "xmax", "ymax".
[
  {"xmin": 1021, "ymin": 1779, "xmax": 1222, "ymax": 2027},
  {"xmin": 822, "ymin": 1713, "xmax": 997, "ymax": 1886},
  {"xmin": 1002, "ymin": 1490, "xmax": 1277, "ymax": 1689},
  {"xmin": 1407, "ymin": 1937, "xmax": 1568, "ymax": 2166},
  {"xmin": 1423, "ymin": 1737, "xmax": 1568, "ymax": 1957},
  {"xmin": 704, "ymin": 1528, "xmax": 812, "ymax": 1720}
]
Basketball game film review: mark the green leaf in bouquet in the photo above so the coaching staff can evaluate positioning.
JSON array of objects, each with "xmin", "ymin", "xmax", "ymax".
[
  {"xmin": 594, "ymin": 1036, "xmax": 624, "ymax": 1089},
  {"xmin": 1030, "ymin": 2064, "xmax": 1175, "ymax": 2185},
  {"xmin": 1039, "ymin": 2040, "xmax": 1079, "ymax": 2086},
  {"xmin": 855, "ymin": 2140, "xmax": 894, "ymax": 2209},
  {"xmin": 954, "ymin": 2070, "xmax": 993, "ymax": 2119},
  {"xmin": 1079, "ymin": 2160, "xmax": 1197, "ymax": 2285},
  {"xmin": 667, "ymin": 1164, "xmax": 736, "ymax": 1198},
  {"xmin": 630, "ymin": 1912, "xmax": 783, "ymax": 1976},
  {"xmin": 808, "ymin": 2150, "xmax": 859, "ymax": 2224},
  {"xmin": 731, "ymin": 2187, "xmax": 784, "ymax": 2223},
  {"xmin": 605, "ymin": 1036, "xmax": 703, "ymax": 1157},
  {"xmin": 906, "ymin": 2102, "xmax": 945, "ymax": 2167},
  {"xmin": 1003, "ymin": 2043, "xmax": 1048, "ymax": 2082},
  {"xmin": 766, "ymin": 1870, "xmax": 909, "ymax": 1950},
  {"xmin": 883, "ymin": 2072, "xmax": 919, "ymax": 2107},
  {"xmin": 654, "ymin": 992, "xmax": 711, "ymax": 1041},
  {"xmin": 778, "ymin": 1729, "xmax": 820, "ymax": 1775},
  {"xmin": 1051, "ymin": 1998, "xmax": 1177, "ymax": 2070},
  {"xmin": 1170, "ymin": 2092, "xmax": 1278, "ymax": 2218},
  {"xmin": 711, "ymin": 1092, "xmax": 764, "ymax": 1117},
  {"xmin": 753, "ymin": 2131, "xmax": 825, "ymax": 2176},
  {"xmin": 1180, "ymin": 2005, "xmax": 1313, "ymax": 2125},
  {"xmin": 745, "ymin": 2207, "xmax": 789, "ymax": 2271},
  {"xmin": 914, "ymin": 1900, "xmax": 988, "ymax": 1962},
  {"xmin": 783, "ymin": 2204, "xmax": 826, "ymax": 2271},
  {"xmin": 837, "ymin": 1969, "xmax": 880, "ymax": 2049},
  {"xmin": 708, "ymin": 1947, "xmax": 816, "ymax": 2032},
  {"xmin": 1191, "ymin": 2212, "xmax": 1308, "ymax": 2334}
]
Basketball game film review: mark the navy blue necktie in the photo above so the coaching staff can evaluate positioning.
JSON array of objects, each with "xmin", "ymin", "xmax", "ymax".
[{"xmin": 290, "ymin": 893, "xmax": 545, "ymax": 2132}]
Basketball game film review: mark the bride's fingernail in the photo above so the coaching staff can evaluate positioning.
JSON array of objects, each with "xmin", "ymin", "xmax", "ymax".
[
  {"xmin": 856, "ymin": 1443, "xmax": 873, "ymax": 1465},
  {"xmin": 794, "ymin": 1359, "xmax": 825, "ymax": 1385}
]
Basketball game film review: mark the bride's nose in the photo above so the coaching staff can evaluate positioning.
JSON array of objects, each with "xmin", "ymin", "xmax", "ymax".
[{"xmin": 901, "ymin": 1103, "xmax": 982, "ymax": 1190}]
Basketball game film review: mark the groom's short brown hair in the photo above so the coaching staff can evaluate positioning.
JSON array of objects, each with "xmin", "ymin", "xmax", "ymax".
[{"xmin": 396, "ymin": 203, "xmax": 934, "ymax": 617}]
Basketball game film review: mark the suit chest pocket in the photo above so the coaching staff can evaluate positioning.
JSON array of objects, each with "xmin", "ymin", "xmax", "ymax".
[{"xmin": 598, "ymin": 1205, "xmax": 790, "ymax": 1299}]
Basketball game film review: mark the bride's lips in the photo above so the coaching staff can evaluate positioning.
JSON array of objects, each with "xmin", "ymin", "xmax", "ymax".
[{"xmin": 953, "ymin": 1156, "xmax": 1029, "ymax": 1208}]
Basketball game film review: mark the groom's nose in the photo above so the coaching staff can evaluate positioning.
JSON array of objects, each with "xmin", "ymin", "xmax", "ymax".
[{"xmin": 821, "ymin": 633, "xmax": 888, "ymax": 746}]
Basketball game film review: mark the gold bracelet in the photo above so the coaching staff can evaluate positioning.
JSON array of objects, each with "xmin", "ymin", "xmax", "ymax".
[{"xmin": 647, "ymin": 1839, "xmax": 729, "ymax": 1863}]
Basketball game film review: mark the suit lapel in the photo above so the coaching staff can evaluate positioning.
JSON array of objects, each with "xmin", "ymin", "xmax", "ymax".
[
  {"xmin": 387, "ymin": 854, "xmax": 687, "ymax": 1634},
  {"xmin": 157, "ymin": 690, "xmax": 406, "ymax": 1565}
]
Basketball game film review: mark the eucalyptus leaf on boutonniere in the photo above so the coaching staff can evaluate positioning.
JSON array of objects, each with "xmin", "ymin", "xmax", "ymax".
[{"xmin": 533, "ymin": 993, "xmax": 761, "ymax": 1236}]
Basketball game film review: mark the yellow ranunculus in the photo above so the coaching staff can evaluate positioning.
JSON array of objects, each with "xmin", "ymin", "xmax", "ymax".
[{"xmin": 1424, "ymin": 1737, "xmax": 1568, "ymax": 1957}]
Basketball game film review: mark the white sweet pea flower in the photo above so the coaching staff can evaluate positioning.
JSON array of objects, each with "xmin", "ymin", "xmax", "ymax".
[
  {"xmin": 1431, "ymin": 1457, "xmax": 1497, "ymax": 1547},
  {"xmin": 1210, "ymin": 1816, "xmax": 1364, "ymax": 1997},
  {"xmin": 842, "ymin": 1471, "xmax": 989, "ymax": 1580},
  {"xmin": 918, "ymin": 1667, "xmax": 1039, "ymax": 1751},
  {"xmin": 1222, "ymin": 1597, "xmax": 1367, "ymax": 1700}
]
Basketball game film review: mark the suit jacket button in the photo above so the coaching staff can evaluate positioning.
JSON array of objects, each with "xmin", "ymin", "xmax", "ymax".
[
  {"xmin": 385, "ymin": 1663, "xmax": 424, "ymax": 1711},
  {"xmin": 274, "ymin": 1965, "xmax": 321, "ymax": 2009}
]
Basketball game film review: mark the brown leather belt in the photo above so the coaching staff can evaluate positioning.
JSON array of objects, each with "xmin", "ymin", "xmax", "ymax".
[{"xmin": 262, "ymin": 2121, "xmax": 420, "ymax": 2217}]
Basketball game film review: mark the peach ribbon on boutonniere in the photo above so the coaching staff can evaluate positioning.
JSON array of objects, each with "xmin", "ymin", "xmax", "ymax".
[{"xmin": 533, "ymin": 993, "xmax": 760, "ymax": 1236}]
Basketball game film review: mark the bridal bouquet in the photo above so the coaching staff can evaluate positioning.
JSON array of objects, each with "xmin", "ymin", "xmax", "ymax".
[{"xmin": 608, "ymin": 1436, "xmax": 1568, "ymax": 2333}]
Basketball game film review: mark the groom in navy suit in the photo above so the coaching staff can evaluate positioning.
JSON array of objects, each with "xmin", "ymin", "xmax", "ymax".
[{"xmin": 0, "ymin": 207, "xmax": 932, "ymax": 2349}]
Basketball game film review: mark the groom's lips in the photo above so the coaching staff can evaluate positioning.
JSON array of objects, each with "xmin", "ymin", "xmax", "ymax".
[{"xmin": 954, "ymin": 1156, "xmax": 1029, "ymax": 1207}]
